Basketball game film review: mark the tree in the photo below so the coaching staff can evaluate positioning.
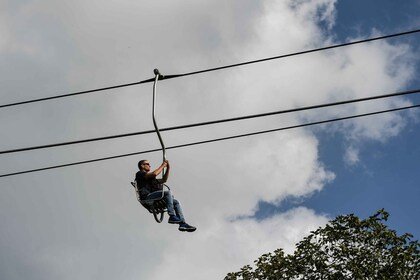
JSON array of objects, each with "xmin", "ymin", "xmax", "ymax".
[{"xmin": 225, "ymin": 209, "xmax": 419, "ymax": 280}]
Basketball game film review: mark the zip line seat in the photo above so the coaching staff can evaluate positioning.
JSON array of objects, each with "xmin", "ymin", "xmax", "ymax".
[
  {"xmin": 131, "ymin": 181, "xmax": 170, "ymax": 223},
  {"xmin": 130, "ymin": 69, "xmax": 170, "ymax": 224}
]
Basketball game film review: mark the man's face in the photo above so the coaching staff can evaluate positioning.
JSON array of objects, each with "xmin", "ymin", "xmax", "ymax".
[{"xmin": 141, "ymin": 161, "xmax": 151, "ymax": 172}]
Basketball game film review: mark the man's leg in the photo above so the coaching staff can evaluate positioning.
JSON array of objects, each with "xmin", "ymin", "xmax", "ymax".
[
  {"xmin": 172, "ymin": 197, "xmax": 196, "ymax": 232},
  {"xmin": 161, "ymin": 191, "xmax": 182, "ymax": 224},
  {"xmin": 146, "ymin": 191, "xmax": 181, "ymax": 223},
  {"xmin": 172, "ymin": 198, "xmax": 185, "ymax": 223},
  {"xmin": 162, "ymin": 191, "xmax": 176, "ymax": 217}
]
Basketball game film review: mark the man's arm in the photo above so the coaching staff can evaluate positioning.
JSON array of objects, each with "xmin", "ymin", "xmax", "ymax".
[
  {"xmin": 144, "ymin": 160, "xmax": 168, "ymax": 179},
  {"xmin": 160, "ymin": 160, "xmax": 170, "ymax": 183}
]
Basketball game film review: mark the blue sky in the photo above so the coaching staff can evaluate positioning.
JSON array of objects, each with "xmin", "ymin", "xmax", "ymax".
[
  {"xmin": 256, "ymin": 0, "xmax": 420, "ymax": 237},
  {"xmin": 0, "ymin": 1, "xmax": 419, "ymax": 279},
  {"xmin": 313, "ymin": 0, "xmax": 420, "ymax": 238}
]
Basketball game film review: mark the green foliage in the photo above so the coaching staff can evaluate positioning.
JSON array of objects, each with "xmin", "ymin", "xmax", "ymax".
[{"xmin": 225, "ymin": 209, "xmax": 419, "ymax": 280}]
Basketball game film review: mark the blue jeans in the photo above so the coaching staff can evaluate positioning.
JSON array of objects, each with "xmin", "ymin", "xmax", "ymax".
[{"xmin": 145, "ymin": 190, "xmax": 185, "ymax": 222}]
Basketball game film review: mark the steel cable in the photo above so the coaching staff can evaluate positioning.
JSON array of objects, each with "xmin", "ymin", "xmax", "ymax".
[
  {"xmin": 1, "ymin": 104, "xmax": 418, "ymax": 178},
  {"xmin": 1, "ymin": 29, "xmax": 418, "ymax": 109}
]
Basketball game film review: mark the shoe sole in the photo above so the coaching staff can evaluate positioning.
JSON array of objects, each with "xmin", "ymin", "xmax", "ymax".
[{"xmin": 179, "ymin": 227, "xmax": 196, "ymax": 232}]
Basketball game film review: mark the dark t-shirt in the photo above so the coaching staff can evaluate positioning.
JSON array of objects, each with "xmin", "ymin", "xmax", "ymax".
[{"xmin": 135, "ymin": 171, "xmax": 162, "ymax": 199}]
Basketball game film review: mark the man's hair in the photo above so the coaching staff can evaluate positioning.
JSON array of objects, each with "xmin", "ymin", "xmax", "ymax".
[{"xmin": 138, "ymin": 160, "xmax": 148, "ymax": 170}]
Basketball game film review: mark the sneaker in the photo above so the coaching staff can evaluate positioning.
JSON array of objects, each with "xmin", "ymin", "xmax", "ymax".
[
  {"xmin": 168, "ymin": 215, "xmax": 182, "ymax": 224},
  {"xmin": 178, "ymin": 222, "xmax": 197, "ymax": 232}
]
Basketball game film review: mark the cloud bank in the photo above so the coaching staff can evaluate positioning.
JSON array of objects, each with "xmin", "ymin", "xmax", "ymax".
[{"xmin": 0, "ymin": 0, "xmax": 417, "ymax": 279}]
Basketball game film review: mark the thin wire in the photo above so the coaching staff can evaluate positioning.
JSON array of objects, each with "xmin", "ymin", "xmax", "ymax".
[
  {"xmin": 1, "ymin": 104, "xmax": 418, "ymax": 178},
  {"xmin": 1, "ymin": 88, "xmax": 419, "ymax": 155},
  {"xmin": 1, "ymin": 29, "xmax": 418, "ymax": 109}
]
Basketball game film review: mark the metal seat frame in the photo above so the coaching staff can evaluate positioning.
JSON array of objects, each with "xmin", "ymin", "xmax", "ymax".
[
  {"xmin": 131, "ymin": 69, "xmax": 169, "ymax": 223},
  {"xmin": 131, "ymin": 181, "xmax": 170, "ymax": 223}
]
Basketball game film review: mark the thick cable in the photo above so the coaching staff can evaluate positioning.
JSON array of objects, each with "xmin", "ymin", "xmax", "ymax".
[
  {"xmin": 1, "ymin": 29, "xmax": 418, "ymax": 109},
  {"xmin": 1, "ymin": 104, "xmax": 418, "ymax": 178},
  {"xmin": 162, "ymin": 29, "xmax": 420, "ymax": 80},
  {"xmin": 0, "ymin": 79, "xmax": 154, "ymax": 109},
  {"xmin": 1, "ymin": 88, "xmax": 419, "ymax": 155}
]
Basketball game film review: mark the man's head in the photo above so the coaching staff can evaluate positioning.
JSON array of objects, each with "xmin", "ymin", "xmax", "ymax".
[{"xmin": 138, "ymin": 159, "xmax": 151, "ymax": 172}]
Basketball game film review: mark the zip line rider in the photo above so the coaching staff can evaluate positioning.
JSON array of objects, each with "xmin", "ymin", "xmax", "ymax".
[{"xmin": 136, "ymin": 159, "xmax": 196, "ymax": 232}]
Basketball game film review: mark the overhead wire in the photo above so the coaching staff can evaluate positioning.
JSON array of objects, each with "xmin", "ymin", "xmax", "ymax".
[
  {"xmin": 162, "ymin": 29, "xmax": 420, "ymax": 80},
  {"xmin": 0, "ymin": 80, "xmax": 153, "ymax": 110},
  {"xmin": 1, "ymin": 104, "xmax": 418, "ymax": 178},
  {"xmin": 1, "ymin": 28, "xmax": 419, "ymax": 178},
  {"xmin": 0, "ymin": 29, "xmax": 419, "ymax": 109},
  {"xmin": 1, "ymin": 88, "xmax": 419, "ymax": 155}
]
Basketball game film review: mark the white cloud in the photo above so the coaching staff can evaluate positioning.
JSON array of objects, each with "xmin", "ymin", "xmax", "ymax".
[
  {"xmin": 0, "ymin": 0, "xmax": 417, "ymax": 279},
  {"xmin": 344, "ymin": 145, "xmax": 360, "ymax": 166},
  {"xmin": 148, "ymin": 207, "xmax": 329, "ymax": 280}
]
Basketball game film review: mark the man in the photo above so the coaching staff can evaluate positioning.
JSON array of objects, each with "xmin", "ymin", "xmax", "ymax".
[{"xmin": 136, "ymin": 159, "xmax": 196, "ymax": 232}]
